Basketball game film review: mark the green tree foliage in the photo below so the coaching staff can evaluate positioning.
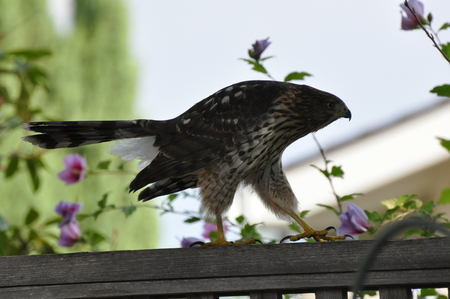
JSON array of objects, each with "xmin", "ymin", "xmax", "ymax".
[{"xmin": 0, "ymin": 0, "xmax": 158, "ymax": 252}]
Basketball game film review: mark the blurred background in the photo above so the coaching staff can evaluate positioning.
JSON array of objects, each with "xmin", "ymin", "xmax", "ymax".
[{"xmin": 1, "ymin": 0, "xmax": 449, "ymax": 250}]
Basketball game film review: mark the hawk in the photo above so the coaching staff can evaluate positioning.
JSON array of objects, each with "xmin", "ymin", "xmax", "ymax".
[{"xmin": 23, "ymin": 80, "xmax": 351, "ymax": 245}]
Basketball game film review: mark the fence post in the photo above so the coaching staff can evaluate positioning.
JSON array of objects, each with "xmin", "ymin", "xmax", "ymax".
[
  {"xmin": 187, "ymin": 294, "xmax": 220, "ymax": 299},
  {"xmin": 379, "ymin": 287, "xmax": 412, "ymax": 299},
  {"xmin": 315, "ymin": 288, "xmax": 348, "ymax": 299},
  {"xmin": 250, "ymin": 290, "xmax": 282, "ymax": 299}
]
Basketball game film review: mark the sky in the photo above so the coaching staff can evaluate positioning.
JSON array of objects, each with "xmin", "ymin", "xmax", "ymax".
[
  {"xmin": 127, "ymin": 0, "xmax": 450, "ymax": 164},
  {"xmin": 125, "ymin": 1, "xmax": 450, "ymax": 247}
]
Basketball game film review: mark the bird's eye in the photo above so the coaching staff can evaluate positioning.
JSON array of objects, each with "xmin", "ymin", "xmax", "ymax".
[{"xmin": 326, "ymin": 102, "xmax": 335, "ymax": 109}]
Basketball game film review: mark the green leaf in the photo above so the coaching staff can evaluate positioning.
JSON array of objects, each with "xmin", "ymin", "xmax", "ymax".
[
  {"xmin": 25, "ymin": 207, "xmax": 39, "ymax": 226},
  {"xmin": 438, "ymin": 138, "xmax": 450, "ymax": 152},
  {"xmin": 259, "ymin": 55, "xmax": 274, "ymax": 62},
  {"xmin": 403, "ymin": 229, "xmax": 422, "ymax": 238},
  {"xmin": 122, "ymin": 206, "xmax": 137, "ymax": 218},
  {"xmin": 96, "ymin": 160, "xmax": 111, "ymax": 170},
  {"xmin": 380, "ymin": 198, "xmax": 397, "ymax": 209},
  {"xmin": 4, "ymin": 49, "xmax": 52, "ymax": 60},
  {"xmin": 0, "ymin": 232, "xmax": 8, "ymax": 256},
  {"xmin": 167, "ymin": 194, "xmax": 178, "ymax": 201},
  {"xmin": 240, "ymin": 58, "xmax": 268, "ymax": 74},
  {"xmin": 316, "ymin": 204, "xmax": 339, "ymax": 216},
  {"xmin": 396, "ymin": 194, "xmax": 418, "ymax": 207},
  {"xmin": 5, "ymin": 155, "xmax": 19, "ymax": 178},
  {"xmin": 427, "ymin": 12, "xmax": 433, "ymax": 24},
  {"xmin": 430, "ymin": 84, "xmax": 450, "ymax": 97},
  {"xmin": 359, "ymin": 291, "xmax": 377, "ymax": 298},
  {"xmin": 184, "ymin": 217, "xmax": 201, "ymax": 223},
  {"xmin": 289, "ymin": 222, "xmax": 301, "ymax": 233},
  {"xmin": 403, "ymin": 198, "xmax": 422, "ymax": 210},
  {"xmin": 97, "ymin": 193, "xmax": 109, "ymax": 209},
  {"xmin": 240, "ymin": 223, "xmax": 261, "ymax": 240},
  {"xmin": 365, "ymin": 210, "xmax": 381, "ymax": 222},
  {"xmin": 439, "ymin": 22, "xmax": 450, "ymax": 31},
  {"xmin": 85, "ymin": 229, "xmax": 106, "ymax": 247},
  {"xmin": 420, "ymin": 288, "xmax": 438, "ymax": 298},
  {"xmin": 235, "ymin": 215, "xmax": 245, "ymax": 224},
  {"xmin": 384, "ymin": 206, "xmax": 400, "ymax": 220},
  {"xmin": 330, "ymin": 165, "xmax": 344, "ymax": 178},
  {"xmin": 441, "ymin": 43, "xmax": 450, "ymax": 58},
  {"xmin": 208, "ymin": 231, "xmax": 218, "ymax": 241},
  {"xmin": 28, "ymin": 228, "xmax": 39, "ymax": 241},
  {"xmin": 438, "ymin": 188, "xmax": 450, "ymax": 204},
  {"xmin": 6, "ymin": 115, "xmax": 23, "ymax": 130},
  {"xmin": 252, "ymin": 63, "xmax": 268, "ymax": 74},
  {"xmin": 248, "ymin": 50, "xmax": 256, "ymax": 60},
  {"xmin": 27, "ymin": 65, "xmax": 48, "ymax": 86},
  {"xmin": 421, "ymin": 201, "xmax": 435, "ymax": 214},
  {"xmin": 44, "ymin": 216, "xmax": 62, "ymax": 226},
  {"xmin": 340, "ymin": 193, "xmax": 363, "ymax": 201},
  {"xmin": 299, "ymin": 210, "xmax": 310, "ymax": 218},
  {"xmin": 0, "ymin": 85, "xmax": 10, "ymax": 102},
  {"xmin": 0, "ymin": 216, "xmax": 9, "ymax": 231},
  {"xmin": 433, "ymin": 212, "xmax": 447, "ymax": 221},
  {"xmin": 310, "ymin": 164, "xmax": 330, "ymax": 178},
  {"xmin": 26, "ymin": 158, "xmax": 40, "ymax": 191},
  {"xmin": 284, "ymin": 72, "xmax": 312, "ymax": 82}
]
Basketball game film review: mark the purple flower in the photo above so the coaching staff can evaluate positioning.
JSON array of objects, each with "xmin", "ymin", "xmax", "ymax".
[
  {"xmin": 55, "ymin": 201, "xmax": 83, "ymax": 247},
  {"xmin": 338, "ymin": 203, "xmax": 370, "ymax": 238},
  {"xmin": 58, "ymin": 221, "xmax": 82, "ymax": 247},
  {"xmin": 250, "ymin": 37, "xmax": 271, "ymax": 60},
  {"xmin": 202, "ymin": 222, "xmax": 228, "ymax": 239},
  {"xmin": 181, "ymin": 237, "xmax": 203, "ymax": 248},
  {"xmin": 400, "ymin": 0, "xmax": 426, "ymax": 30},
  {"xmin": 58, "ymin": 154, "xmax": 87, "ymax": 185},
  {"xmin": 55, "ymin": 201, "xmax": 83, "ymax": 227}
]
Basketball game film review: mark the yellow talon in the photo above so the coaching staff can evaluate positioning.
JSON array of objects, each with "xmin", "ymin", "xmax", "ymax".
[{"xmin": 282, "ymin": 211, "xmax": 348, "ymax": 243}]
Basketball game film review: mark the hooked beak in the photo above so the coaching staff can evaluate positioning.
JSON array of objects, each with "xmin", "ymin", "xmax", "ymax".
[{"xmin": 344, "ymin": 109, "xmax": 352, "ymax": 120}]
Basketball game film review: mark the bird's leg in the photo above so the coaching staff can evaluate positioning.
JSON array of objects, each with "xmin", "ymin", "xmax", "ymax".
[
  {"xmin": 201, "ymin": 213, "xmax": 234, "ymax": 246},
  {"xmin": 201, "ymin": 213, "xmax": 257, "ymax": 246},
  {"xmin": 283, "ymin": 210, "xmax": 347, "ymax": 242}
]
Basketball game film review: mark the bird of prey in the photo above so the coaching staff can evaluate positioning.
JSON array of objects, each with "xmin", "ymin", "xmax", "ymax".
[{"xmin": 23, "ymin": 80, "xmax": 351, "ymax": 245}]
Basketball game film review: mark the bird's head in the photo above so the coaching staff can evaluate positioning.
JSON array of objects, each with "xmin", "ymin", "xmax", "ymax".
[
  {"xmin": 281, "ymin": 84, "xmax": 351, "ymax": 135},
  {"xmin": 322, "ymin": 95, "xmax": 352, "ymax": 121}
]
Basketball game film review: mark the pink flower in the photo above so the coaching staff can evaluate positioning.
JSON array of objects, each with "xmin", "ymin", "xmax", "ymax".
[
  {"xmin": 55, "ymin": 201, "xmax": 83, "ymax": 247},
  {"xmin": 58, "ymin": 154, "xmax": 87, "ymax": 184},
  {"xmin": 58, "ymin": 221, "xmax": 82, "ymax": 247},
  {"xmin": 400, "ymin": 0, "xmax": 426, "ymax": 30},
  {"xmin": 250, "ymin": 37, "xmax": 271, "ymax": 60},
  {"xmin": 55, "ymin": 201, "xmax": 83, "ymax": 227},
  {"xmin": 202, "ymin": 222, "xmax": 228, "ymax": 239},
  {"xmin": 338, "ymin": 203, "xmax": 370, "ymax": 238}
]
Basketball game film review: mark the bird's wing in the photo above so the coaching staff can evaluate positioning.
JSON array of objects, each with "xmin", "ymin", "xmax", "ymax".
[{"xmin": 129, "ymin": 81, "xmax": 287, "ymax": 192}]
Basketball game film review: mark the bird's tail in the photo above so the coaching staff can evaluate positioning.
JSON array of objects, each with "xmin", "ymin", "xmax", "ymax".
[{"xmin": 22, "ymin": 120, "xmax": 152, "ymax": 149}]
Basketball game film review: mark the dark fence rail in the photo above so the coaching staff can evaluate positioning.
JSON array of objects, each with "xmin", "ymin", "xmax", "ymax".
[{"xmin": 0, "ymin": 238, "xmax": 449, "ymax": 299}]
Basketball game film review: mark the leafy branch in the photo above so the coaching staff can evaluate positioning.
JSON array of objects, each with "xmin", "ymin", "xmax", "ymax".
[
  {"xmin": 403, "ymin": 0, "xmax": 450, "ymax": 64},
  {"xmin": 310, "ymin": 134, "xmax": 363, "ymax": 215}
]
